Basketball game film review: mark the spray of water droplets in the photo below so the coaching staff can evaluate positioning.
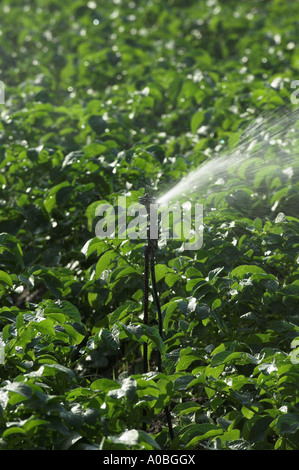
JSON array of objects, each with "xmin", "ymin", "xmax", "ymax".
[{"xmin": 157, "ymin": 107, "xmax": 299, "ymax": 207}]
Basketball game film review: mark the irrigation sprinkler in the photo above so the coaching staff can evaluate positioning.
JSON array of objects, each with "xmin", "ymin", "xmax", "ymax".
[{"xmin": 138, "ymin": 193, "xmax": 174, "ymax": 441}]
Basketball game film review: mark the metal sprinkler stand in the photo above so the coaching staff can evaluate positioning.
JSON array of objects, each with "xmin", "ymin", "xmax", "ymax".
[
  {"xmin": 138, "ymin": 193, "xmax": 174, "ymax": 441},
  {"xmin": 138, "ymin": 193, "xmax": 158, "ymax": 374}
]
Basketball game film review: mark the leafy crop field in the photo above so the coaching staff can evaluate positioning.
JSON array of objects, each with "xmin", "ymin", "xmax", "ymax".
[{"xmin": 1, "ymin": 0, "xmax": 299, "ymax": 451}]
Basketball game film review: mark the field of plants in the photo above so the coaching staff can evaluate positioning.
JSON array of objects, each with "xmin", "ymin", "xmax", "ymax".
[{"xmin": 1, "ymin": 0, "xmax": 299, "ymax": 451}]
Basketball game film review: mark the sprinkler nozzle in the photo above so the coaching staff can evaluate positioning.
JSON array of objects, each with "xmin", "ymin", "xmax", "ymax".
[{"xmin": 138, "ymin": 193, "xmax": 156, "ymax": 208}]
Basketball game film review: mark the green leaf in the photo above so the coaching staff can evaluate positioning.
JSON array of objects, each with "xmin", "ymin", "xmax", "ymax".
[
  {"xmin": 43, "ymin": 273, "xmax": 63, "ymax": 297},
  {"xmin": 2, "ymin": 427, "xmax": 26, "ymax": 438},
  {"xmin": 43, "ymin": 364, "xmax": 76, "ymax": 379},
  {"xmin": 253, "ymin": 218, "xmax": 263, "ymax": 231},
  {"xmin": 248, "ymin": 416, "xmax": 273, "ymax": 442},
  {"xmin": 276, "ymin": 413, "xmax": 299, "ymax": 435},
  {"xmin": 23, "ymin": 418, "xmax": 49, "ymax": 432},
  {"xmin": 212, "ymin": 298, "xmax": 221, "ymax": 311},
  {"xmin": 5, "ymin": 382, "xmax": 33, "ymax": 399},
  {"xmin": 115, "ymin": 266, "xmax": 137, "ymax": 279},
  {"xmin": 44, "ymin": 182, "xmax": 71, "ymax": 214},
  {"xmin": 218, "ymin": 429, "xmax": 241, "ymax": 446},
  {"xmin": 90, "ymin": 378, "xmax": 120, "ymax": 392},
  {"xmin": 108, "ymin": 377, "xmax": 137, "ymax": 401},
  {"xmin": 173, "ymin": 401, "xmax": 202, "ymax": 416},
  {"xmin": 176, "ymin": 354, "xmax": 201, "ymax": 372},
  {"xmin": 62, "ymin": 150, "xmax": 84, "ymax": 168},
  {"xmin": 280, "ymin": 280, "xmax": 299, "ymax": 297},
  {"xmin": 97, "ymin": 327, "xmax": 120, "ymax": 351},
  {"xmin": 44, "ymin": 300, "xmax": 82, "ymax": 322},
  {"xmin": 137, "ymin": 430, "xmax": 161, "ymax": 450},
  {"xmin": 108, "ymin": 304, "xmax": 131, "ymax": 324},
  {"xmin": 173, "ymin": 374, "xmax": 195, "ymax": 391},
  {"xmin": 155, "ymin": 264, "xmax": 171, "ymax": 282},
  {"xmin": 232, "ymin": 390, "xmax": 255, "ymax": 406},
  {"xmin": 95, "ymin": 250, "xmax": 117, "ymax": 278},
  {"xmin": 231, "ymin": 265, "xmax": 266, "ymax": 279},
  {"xmin": 179, "ymin": 423, "xmax": 221, "ymax": 444},
  {"xmin": 210, "ymin": 350, "xmax": 236, "ymax": 367},
  {"xmin": 63, "ymin": 323, "xmax": 85, "ymax": 344},
  {"xmin": 208, "ymin": 267, "xmax": 224, "ymax": 281},
  {"xmin": 58, "ymin": 431, "xmax": 82, "ymax": 450},
  {"xmin": 191, "ymin": 110, "xmax": 204, "ymax": 133},
  {"xmin": 33, "ymin": 319, "xmax": 56, "ymax": 336},
  {"xmin": 88, "ymin": 115, "xmax": 106, "ymax": 135},
  {"xmin": 0, "ymin": 270, "xmax": 12, "ymax": 287},
  {"xmin": 117, "ymin": 322, "xmax": 166, "ymax": 356},
  {"xmin": 165, "ymin": 272, "xmax": 180, "ymax": 287}
]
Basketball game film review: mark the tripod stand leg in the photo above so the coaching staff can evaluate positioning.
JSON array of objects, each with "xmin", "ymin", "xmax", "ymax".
[
  {"xmin": 150, "ymin": 245, "xmax": 174, "ymax": 442},
  {"xmin": 143, "ymin": 244, "xmax": 149, "ymax": 374}
]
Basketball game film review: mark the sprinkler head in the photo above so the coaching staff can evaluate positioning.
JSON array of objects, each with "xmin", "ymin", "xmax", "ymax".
[
  {"xmin": 139, "ymin": 193, "xmax": 158, "ymax": 243},
  {"xmin": 138, "ymin": 193, "xmax": 156, "ymax": 208}
]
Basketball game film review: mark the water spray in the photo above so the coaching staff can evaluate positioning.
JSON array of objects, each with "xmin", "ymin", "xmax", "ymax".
[
  {"xmin": 138, "ymin": 193, "xmax": 174, "ymax": 441},
  {"xmin": 157, "ymin": 107, "xmax": 299, "ymax": 208}
]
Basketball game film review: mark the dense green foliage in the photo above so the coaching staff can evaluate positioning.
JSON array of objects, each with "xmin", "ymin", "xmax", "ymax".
[{"xmin": 1, "ymin": 0, "xmax": 299, "ymax": 450}]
